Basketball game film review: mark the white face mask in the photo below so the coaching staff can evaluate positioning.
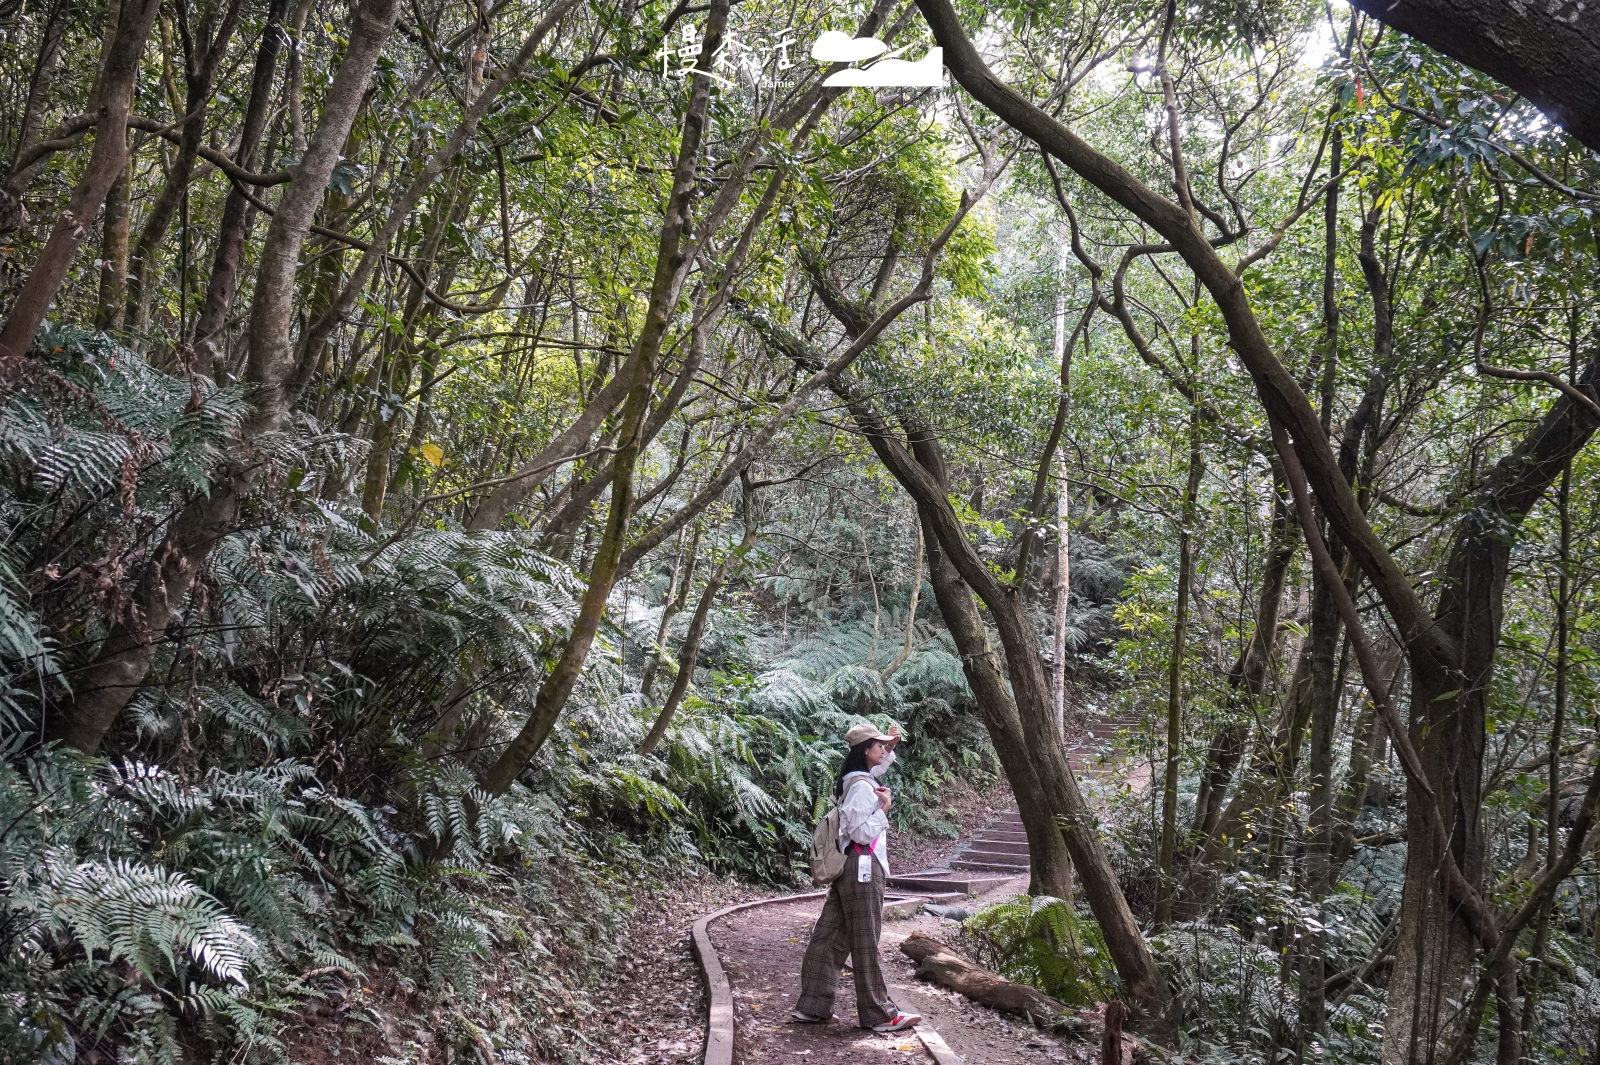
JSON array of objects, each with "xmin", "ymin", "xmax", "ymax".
[{"xmin": 870, "ymin": 747, "xmax": 896, "ymax": 778}]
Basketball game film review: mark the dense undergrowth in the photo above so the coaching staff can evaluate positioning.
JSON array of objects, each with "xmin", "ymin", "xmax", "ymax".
[
  {"xmin": 0, "ymin": 330, "xmax": 998, "ymax": 1064},
  {"xmin": 8, "ymin": 1, "xmax": 1600, "ymax": 1059},
  {"xmin": 964, "ymin": 752, "xmax": 1600, "ymax": 1065}
]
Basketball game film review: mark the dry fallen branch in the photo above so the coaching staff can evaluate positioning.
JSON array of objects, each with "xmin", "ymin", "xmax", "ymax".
[
  {"xmin": 897, "ymin": 934, "xmax": 1171, "ymax": 1062},
  {"xmin": 898, "ymin": 933, "xmax": 1081, "ymax": 1030}
]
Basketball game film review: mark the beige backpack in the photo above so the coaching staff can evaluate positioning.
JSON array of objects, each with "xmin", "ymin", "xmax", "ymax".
[{"xmin": 807, "ymin": 771, "xmax": 875, "ymax": 886}]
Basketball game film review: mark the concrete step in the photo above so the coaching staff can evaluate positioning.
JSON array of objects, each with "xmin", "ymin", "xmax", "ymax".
[
  {"xmin": 964, "ymin": 841, "xmax": 1031, "ymax": 858},
  {"xmin": 971, "ymin": 833, "xmax": 1030, "ymax": 847},
  {"xmin": 1079, "ymin": 720, "xmax": 1136, "ymax": 741},
  {"xmin": 898, "ymin": 891, "xmax": 967, "ymax": 905},
  {"xmin": 971, "ymin": 828, "xmax": 1027, "ymax": 839},
  {"xmin": 951, "ymin": 855, "xmax": 1030, "ymax": 873},
  {"xmin": 955, "ymin": 845, "xmax": 1031, "ymax": 864},
  {"xmin": 886, "ymin": 869, "xmax": 1017, "ymax": 895},
  {"xmin": 883, "ymin": 895, "xmax": 928, "ymax": 919}
]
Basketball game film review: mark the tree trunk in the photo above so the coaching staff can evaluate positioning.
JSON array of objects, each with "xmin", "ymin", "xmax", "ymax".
[
  {"xmin": 478, "ymin": 0, "xmax": 730, "ymax": 795},
  {"xmin": 361, "ymin": 178, "xmax": 469, "ymax": 518},
  {"xmin": 638, "ymin": 485, "xmax": 757, "ymax": 756},
  {"xmin": 912, "ymin": 445, "xmax": 1075, "ymax": 901},
  {"xmin": 50, "ymin": 0, "xmax": 400, "ymax": 751},
  {"xmin": 1052, "ymin": 472, "xmax": 1070, "ymax": 738},
  {"xmin": 1383, "ymin": 356, "xmax": 1600, "ymax": 1064},
  {"xmin": 1348, "ymin": 0, "xmax": 1600, "ymax": 153},
  {"xmin": 49, "ymin": 481, "xmax": 241, "ymax": 749},
  {"xmin": 1301, "ymin": 198, "xmax": 1390, "ymax": 904},
  {"xmin": 285, "ymin": 0, "xmax": 312, "ymax": 157},
  {"xmin": 1327, "ymin": 658, "xmax": 1396, "ymax": 872},
  {"xmin": 195, "ymin": 0, "xmax": 290, "ymax": 373},
  {"xmin": 1178, "ymin": 641, "xmax": 1315, "ymax": 912},
  {"xmin": 1296, "ymin": 585, "xmax": 1343, "ymax": 1054},
  {"xmin": 534, "ymin": 319, "xmax": 721, "ymax": 543},
  {"xmin": 5, "ymin": 0, "xmax": 71, "ymax": 195},
  {"xmin": 478, "ymin": 356, "xmax": 654, "ymax": 793},
  {"xmin": 881, "ymin": 523, "xmax": 924, "ymax": 682},
  {"xmin": 1154, "ymin": 417, "xmax": 1202, "ymax": 931},
  {"xmin": 1519, "ymin": 430, "xmax": 1574, "ymax": 1050},
  {"xmin": 641, "ymin": 527, "xmax": 699, "ymax": 700},
  {"xmin": 0, "ymin": 0, "xmax": 164, "ymax": 359},
  {"xmin": 94, "ymin": 158, "xmax": 132, "ymax": 331},
  {"xmin": 14, "ymin": 0, "xmax": 69, "ymax": 155},
  {"xmin": 289, "ymin": 0, "xmax": 580, "ymax": 408},
  {"xmin": 899, "ymin": 933, "xmax": 1078, "ymax": 1028},
  {"xmin": 838, "ymin": 383, "xmax": 1177, "ymax": 1037},
  {"xmin": 1300, "ymin": 144, "xmax": 1353, "ymax": 1057},
  {"xmin": 242, "ymin": 0, "xmax": 398, "ymax": 430},
  {"xmin": 1190, "ymin": 477, "xmax": 1294, "ymax": 843},
  {"xmin": 124, "ymin": 0, "xmax": 244, "ymax": 336}
]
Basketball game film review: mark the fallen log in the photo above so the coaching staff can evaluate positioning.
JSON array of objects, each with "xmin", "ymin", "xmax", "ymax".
[
  {"xmin": 897, "ymin": 934, "xmax": 1167, "ymax": 1063},
  {"xmin": 898, "ymin": 932, "xmax": 1082, "ymax": 1030}
]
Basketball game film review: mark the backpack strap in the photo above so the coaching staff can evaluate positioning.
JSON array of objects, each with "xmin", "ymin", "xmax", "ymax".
[{"xmin": 837, "ymin": 771, "xmax": 880, "ymax": 855}]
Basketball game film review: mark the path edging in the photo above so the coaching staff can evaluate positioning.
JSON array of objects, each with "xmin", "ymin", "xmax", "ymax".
[{"xmin": 690, "ymin": 891, "xmax": 826, "ymax": 1065}]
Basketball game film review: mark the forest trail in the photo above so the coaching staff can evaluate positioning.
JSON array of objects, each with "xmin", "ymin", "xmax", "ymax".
[
  {"xmin": 7, "ymin": 0, "xmax": 1594, "ymax": 1058},
  {"xmin": 707, "ymin": 726, "xmax": 1141, "ymax": 1065},
  {"xmin": 708, "ymin": 845, "xmax": 1089, "ymax": 1064},
  {"xmin": 889, "ymin": 806, "xmax": 1031, "ymax": 893},
  {"xmin": 1068, "ymin": 717, "xmax": 1145, "ymax": 789},
  {"xmin": 709, "ymin": 883, "xmax": 1090, "ymax": 1064}
]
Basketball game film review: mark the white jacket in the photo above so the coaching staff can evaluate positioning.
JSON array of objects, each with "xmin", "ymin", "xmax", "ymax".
[{"xmin": 838, "ymin": 774, "xmax": 890, "ymax": 877}]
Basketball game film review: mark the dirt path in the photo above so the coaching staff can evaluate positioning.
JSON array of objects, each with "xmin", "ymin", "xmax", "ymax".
[
  {"xmin": 708, "ymin": 878, "xmax": 1094, "ymax": 1065},
  {"xmin": 706, "ymin": 728, "xmax": 1142, "ymax": 1065}
]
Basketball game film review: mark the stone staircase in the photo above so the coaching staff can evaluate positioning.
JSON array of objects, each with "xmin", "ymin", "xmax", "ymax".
[
  {"xmin": 1067, "ymin": 716, "xmax": 1135, "ymax": 774},
  {"xmin": 882, "ymin": 719, "xmax": 1139, "ymax": 902},
  {"xmin": 949, "ymin": 808, "xmax": 1029, "ymax": 875},
  {"xmin": 886, "ymin": 807, "xmax": 1029, "ymax": 897},
  {"xmin": 1069, "ymin": 717, "xmax": 1147, "ymax": 794}
]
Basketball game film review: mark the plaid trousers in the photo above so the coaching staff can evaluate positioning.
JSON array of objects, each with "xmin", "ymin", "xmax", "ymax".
[{"xmin": 795, "ymin": 853, "xmax": 897, "ymax": 1027}]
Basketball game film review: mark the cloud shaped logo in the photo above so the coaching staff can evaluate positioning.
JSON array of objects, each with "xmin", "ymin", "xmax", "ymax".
[
  {"xmin": 810, "ymin": 31, "xmax": 888, "ymax": 64},
  {"xmin": 821, "ymin": 46, "xmax": 944, "ymax": 88}
]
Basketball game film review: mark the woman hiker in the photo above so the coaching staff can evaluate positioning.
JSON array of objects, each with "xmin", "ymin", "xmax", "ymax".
[{"xmin": 792, "ymin": 722, "xmax": 923, "ymax": 1033}]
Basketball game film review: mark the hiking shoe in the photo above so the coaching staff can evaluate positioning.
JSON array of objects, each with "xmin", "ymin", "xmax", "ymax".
[
  {"xmin": 872, "ymin": 1012, "xmax": 922, "ymax": 1032},
  {"xmin": 792, "ymin": 1009, "xmax": 836, "ymax": 1023}
]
